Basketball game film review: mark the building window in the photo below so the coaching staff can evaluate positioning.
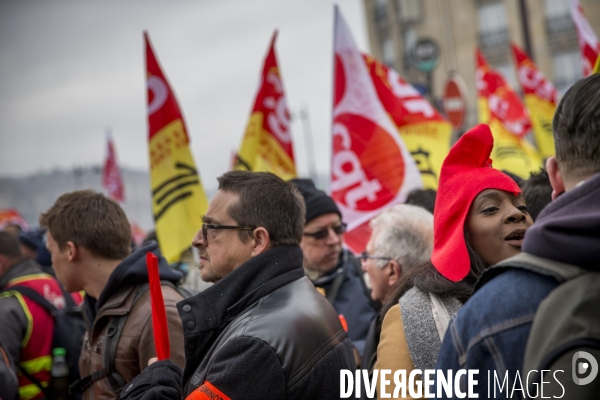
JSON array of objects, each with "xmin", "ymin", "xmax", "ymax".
[
  {"xmin": 396, "ymin": 0, "xmax": 421, "ymax": 23},
  {"xmin": 545, "ymin": 0, "xmax": 575, "ymax": 33},
  {"xmin": 382, "ymin": 36, "xmax": 395, "ymax": 66},
  {"xmin": 375, "ymin": 0, "xmax": 388, "ymax": 27},
  {"xmin": 553, "ymin": 50, "xmax": 582, "ymax": 95},
  {"xmin": 478, "ymin": 2, "xmax": 509, "ymax": 48},
  {"xmin": 545, "ymin": 0, "xmax": 570, "ymax": 18}
]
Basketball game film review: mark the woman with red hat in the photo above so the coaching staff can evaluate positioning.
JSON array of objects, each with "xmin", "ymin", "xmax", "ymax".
[{"xmin": 374, "ymin": 124, "xmax": 533, "ymax": 398}]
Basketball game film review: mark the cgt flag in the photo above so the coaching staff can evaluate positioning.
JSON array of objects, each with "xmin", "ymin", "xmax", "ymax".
[
  {"xmin": 145, "ymin": 32, "xmax": 208, "ymax": 263},
  {"xmin": 476, "ymin": 49, "xmax": 542, "ymax": 180},
  {"xmin": 511, "ymin": 43, "xmax": 556, "ymax": 159},
  {"xmin": 102, "ymin": 130, "xmax": 125, "ymax": 203},
  {"xmin": 364, "ymin": 54, "xmax": 452, "ymax": 190},
  {"xmin": 235, "ymin": 31, "xmax": 296, "ymax": 180},
  {"xmin": 332, "ymin": 7, "xmax": 422, "ymax": 254},
  {"xmin": 570, "ymin": 0, "xmax": 600, "ymax": 77}
]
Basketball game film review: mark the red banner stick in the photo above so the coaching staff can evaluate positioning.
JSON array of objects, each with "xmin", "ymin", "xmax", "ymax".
[{"xmin": 146, "ymin": 252, "xmax": 170, "ymax": 360}]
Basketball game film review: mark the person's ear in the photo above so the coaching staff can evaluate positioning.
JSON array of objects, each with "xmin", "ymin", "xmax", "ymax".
[
  {"xmin": 546, "ymin": 157, "xmax": 565, "ymax": 200},
  {"xmin": 387, "ymin": 259, "xmax": 402, "ymax": 287},
  {"xmin": 251, "ymin": 227, "xmax": 271, "ymax": 256},
  {"xmin": 66, "ymin": 241, "xmax": 78, "ymax": 262}
]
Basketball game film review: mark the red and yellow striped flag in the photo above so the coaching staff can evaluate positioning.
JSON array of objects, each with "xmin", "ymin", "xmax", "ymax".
[
  {"xmin": 145, "ymin": 32, "xmax": 208, "ymax": 263},
  {"xmin": 235, "ymin": 31, "xmax": 296, "ymax": 180},
  {"xmin": 511, "ymin": 43, "xmax": 556, "ymax": 159},
  {"xmin": 476, "ymin": 49, "xmax": 542, "ymax": 180},
  {"xmin": 364, "ymin": 54, "xmax": 452, "ymax": 190}
]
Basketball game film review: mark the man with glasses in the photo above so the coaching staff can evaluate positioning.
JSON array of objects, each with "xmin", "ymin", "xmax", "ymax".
[
  {"xmin": 120, "ymin": 171, "xmax": 355, "ymax": 400},
  {"xmin": 290, "ymin": 178, "xmax": 378, "ymax": 366}
]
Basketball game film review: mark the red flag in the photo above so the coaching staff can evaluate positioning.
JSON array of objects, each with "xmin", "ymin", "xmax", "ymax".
[
  {"xmin": 476, "ymin": 49, "xmax": 531, "ymax": 138},
  {"xmin": 102, "ymin": 132, "xmax": 125, "ymax": 203},
  {"xmin": 363, "ymin": 54, "xmax": 452, "ymax": 189},
  {"xmin": 235, "ymin": 31, "xmax": 296, "ymax": 179},
  {"xmin": 511, "ymin": 43, "xmax": 556, "ymax": 158},
  {"xmin": 570, "ymin": 0, "xmax": 600, "ymax": 77},
  {"xmin": 476, "ymin": 49, "xmax": 542, "ymax": 179},
  {"xmin": 146, "ymin": 252, "xmax": 170, "ymax": 360},
  {"xmin": 332, "ymin": 7, "xmax": 422, "ymax": 253}
]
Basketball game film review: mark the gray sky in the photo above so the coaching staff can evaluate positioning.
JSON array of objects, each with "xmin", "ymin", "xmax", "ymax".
[{"xmin": 0, "ymin": 0, "xmax": 368, "ymax": 192}]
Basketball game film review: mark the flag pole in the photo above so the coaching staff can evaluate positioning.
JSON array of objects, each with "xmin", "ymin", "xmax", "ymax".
[{"xmin": 299, "ymin": 104, "xmax": 318, "ymax": 183}]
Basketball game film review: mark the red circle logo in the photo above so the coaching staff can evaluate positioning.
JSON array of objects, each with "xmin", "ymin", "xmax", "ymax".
[{"xmin": 331, "ymin": 114, "xmax": 405, "ymax": 211}]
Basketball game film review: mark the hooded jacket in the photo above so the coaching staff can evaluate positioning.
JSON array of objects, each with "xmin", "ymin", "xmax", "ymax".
[
  {"xmin": 435, "ymin": 172, "xmax": 600, "ymax": 398},
  {"xmin": 310, "ymin": 249, "xmax": 378, "ymax": 357},
  {"xmin": 79, "ymin": 241, "xmax": 186, "ymax": 400}
]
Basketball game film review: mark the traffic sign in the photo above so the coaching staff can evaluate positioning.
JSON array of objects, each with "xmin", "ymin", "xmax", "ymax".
[
  {"xmin": 442, "ymin": 75, "xmax": 467, "ymax": 129},
  {"xmin": 412, "ymin": 38, "xmax": 440, "ymax": 72}
]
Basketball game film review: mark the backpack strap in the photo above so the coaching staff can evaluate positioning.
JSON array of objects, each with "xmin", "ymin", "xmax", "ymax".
[
  {"xmin": 475, "ymin": 252, "xmax": 587, "ymax": 291},
  {"xmin": 70, "ymin": 283, "xmax": 151, "ymax": 395},
  {"xmin": 6, "ymin": 286, "xmax": 58, "ymax": 314}
]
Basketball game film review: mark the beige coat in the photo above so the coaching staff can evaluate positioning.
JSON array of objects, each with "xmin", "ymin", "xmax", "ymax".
[{"xmin": 374, "ymin": 304, "xmax": 420, "ymax": 400}]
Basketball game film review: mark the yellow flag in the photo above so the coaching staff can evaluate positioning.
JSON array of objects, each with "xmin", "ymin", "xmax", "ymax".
[
  {"xmin": 236, "ymin": 31, "xmax": 296, "ymax": 180},
  {"xmin": 488, "ymin": 119, "xmax": 544, "ymax": 180},
  {"xmin": 145, "ymin": 33, "xmax": 208, "ymax": 263}
]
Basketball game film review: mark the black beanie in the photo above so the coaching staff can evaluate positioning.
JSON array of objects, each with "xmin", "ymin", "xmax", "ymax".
[{"xmin": 290, "ymin": 178, "xmax": 341, "ymax": 224}]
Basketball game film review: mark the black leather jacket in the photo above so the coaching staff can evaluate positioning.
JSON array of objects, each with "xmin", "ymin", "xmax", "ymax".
[{"xmin": 119, "ymin": 245, "xmax": 355, "ymax": 400}]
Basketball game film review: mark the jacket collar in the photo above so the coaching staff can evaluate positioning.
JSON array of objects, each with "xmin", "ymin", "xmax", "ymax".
[
  {"xmin": 179, "ymin": 245, "xmax": 304, "ymax": 333},
  {"xmin": 309, "ymin": 249, "xmax": 347, "ymax": 286},
  {"xmin": 1, "ymin": 258, "xmax": 44, "ymax": 287},
  {"xmin": 522, "ymin": 171, "xmax": 600, "ymax": 271}
]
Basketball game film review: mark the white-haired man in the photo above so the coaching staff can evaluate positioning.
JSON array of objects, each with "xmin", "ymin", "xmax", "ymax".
[{"xmin": 360, "ymin": 204, "xmax": 434, "ymax": 379}]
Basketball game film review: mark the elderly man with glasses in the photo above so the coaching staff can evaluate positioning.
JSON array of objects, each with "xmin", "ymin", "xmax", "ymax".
[
  {"xmin": 290, "ymin": 178, "xmax": 378, "ymax": 367},
  {"xmin": 360, "ymin": 203, "xmax": 434, "ymax": 399}
]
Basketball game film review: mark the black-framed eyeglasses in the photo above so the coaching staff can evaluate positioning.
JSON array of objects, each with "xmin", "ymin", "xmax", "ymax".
[
  {"xmin": 303, "ymin": 222, "xmax": 347, "ymax": 240},
  {"xmin": 359, "ymin": 251, "xmax": 392, "ymax": 264},
  {"xmin": 201, "ymin": 223, "xmax": 254, "ymax": 241}
]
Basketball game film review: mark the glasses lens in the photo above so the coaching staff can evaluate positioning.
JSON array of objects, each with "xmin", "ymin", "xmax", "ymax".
[
  {"xmin": 313, "ymin": 229, "xmax": 329, "ymax": 240},
  {"xmin": 332, "ymin": 223, "xmax": 347, "ymax": 235},
  {"xmin": 360, "ymin": 251, "xmax": 368, "ymax": 262}
]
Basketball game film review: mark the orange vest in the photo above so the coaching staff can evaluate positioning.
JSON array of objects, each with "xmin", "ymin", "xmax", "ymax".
[{"xmin": 3, "ymin": 274, "xmax": 71, "ymax": 400}]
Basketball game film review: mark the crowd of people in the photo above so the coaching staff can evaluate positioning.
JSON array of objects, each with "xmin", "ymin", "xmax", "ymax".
[{"xmin": 0, "ymin": 74, "xmax": 598, "ymax": 399}]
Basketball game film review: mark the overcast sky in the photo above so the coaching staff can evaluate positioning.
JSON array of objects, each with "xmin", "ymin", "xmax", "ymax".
[{"xmin": 0, "ymin": 0, "xmax": 368, "ymax": 192}]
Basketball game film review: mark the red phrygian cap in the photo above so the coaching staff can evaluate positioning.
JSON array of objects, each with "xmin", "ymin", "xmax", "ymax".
[{"xmin": 431, "ymin": 124, "xmax": 521, "ymax": 282}]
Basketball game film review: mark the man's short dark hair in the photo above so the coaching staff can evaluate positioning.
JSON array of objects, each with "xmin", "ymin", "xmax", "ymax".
[
  {"xmin": 217, "ymin": 171, "xmax": 305, "ymax": 246},
  {"xmin": 405, "ymin": 189, "xmax": 437, "ymax": 214},
  {"xmin": 40, "ymin": 190, "xmax": 131, "ymax": 259},
  {"xmin": 520, "ymin": 169, "xmax": 552, "ymax": 221},
  {"xmin": 0, "ymin": 231, "xmax": 22, "ymax": 260},
  {"xmin": 553, "ymin": 74, "xmax": 600, "ymax": 182}
]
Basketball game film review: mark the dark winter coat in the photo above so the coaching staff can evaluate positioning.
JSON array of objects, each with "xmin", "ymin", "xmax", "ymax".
[{"xmin": 119, "ymin": 245, "xmax": 356, "ymax": 400}]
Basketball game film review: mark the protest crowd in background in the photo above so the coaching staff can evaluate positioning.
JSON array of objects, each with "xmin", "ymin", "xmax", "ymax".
[{"xmin": 1, "ymin": 3, "xmax": 600, "ymax": 399}]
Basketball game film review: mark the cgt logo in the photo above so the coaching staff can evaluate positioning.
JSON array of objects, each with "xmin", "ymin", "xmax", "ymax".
[{"xmin": 572, "ymin": 351, "xmax": 598, "ymax": 386}]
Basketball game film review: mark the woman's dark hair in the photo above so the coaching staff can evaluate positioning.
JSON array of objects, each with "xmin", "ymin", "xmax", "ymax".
[{"xmin": 380, "ymin": 227, "xmax": 488, "ymax": 318}]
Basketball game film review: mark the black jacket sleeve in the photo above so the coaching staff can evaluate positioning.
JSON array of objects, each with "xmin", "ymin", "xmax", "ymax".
[
  {"xmin": 118, "ymin": 360, "xmax": 182, "ymax": 400},
  {"xmin": 186, "ymin": 336, "xmax": 286, "ymax": 400},
  {"xmin": 0, "ymin": 343, "xmax": 18, "ymax": 400}
]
